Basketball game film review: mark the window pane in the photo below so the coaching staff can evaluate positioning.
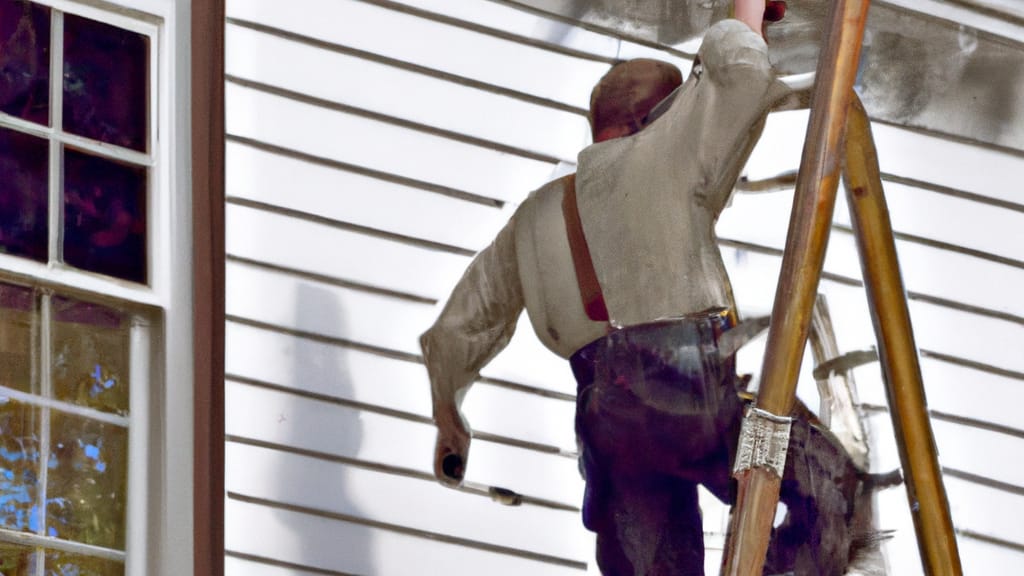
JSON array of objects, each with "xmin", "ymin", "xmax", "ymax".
[
  {"xmin": 0, "ymin": 126, "xmax": 48, "ymax": 262},
  {"xmin": 62, "ymin": 13, "xmax": 148, "ymax": 152},
  {"xmin": 0, "ymin": 282, "xmax": 38, "ymax": 394},
  {"xmin": 0, "ymin": 541, "xmax": 37, "ymax": 575},
  {"xmin": 47, "ymin": 411, "xmax": 127, "ymax": 549},
  {"xmin": 0, "ymin": 0, "xmax": 50, "ymax": 125},
  {"xmin": 45, "ymin": 551, "xmax": 123, "ymax": 576},
  {"xmin": 62, "ymin": 148, "xmax": 147, "ymax": 283},
  {"xmin": 52, "ymin": 295, "xmax": 129, "ymax": 415},
  {"xmin": 0, "ymin": 398, "xmax": 40, "ymax": 536}
]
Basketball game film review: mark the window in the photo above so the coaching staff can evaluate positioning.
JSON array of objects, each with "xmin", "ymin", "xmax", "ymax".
[
  {"xmin": 0, "ymin": 282, "xmax": 149, "ymax": 575},
  {"xmin": 1, "ymin": 0, "xmax": 151, "ymax": 283},
  {"xmin": 0, "ymin": 0, "xmax": 163, "ymax": 574}
]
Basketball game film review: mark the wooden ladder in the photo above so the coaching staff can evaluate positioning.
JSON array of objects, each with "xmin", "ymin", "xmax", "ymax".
[{"xmin": 720, "ymin": 1, "xmax": 964, "ymax": 574}]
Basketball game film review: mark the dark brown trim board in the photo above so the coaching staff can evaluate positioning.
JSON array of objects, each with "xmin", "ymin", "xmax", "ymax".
[{"xmin": 192, "ymin": 1, "xmax": 226, "ymax": 575}]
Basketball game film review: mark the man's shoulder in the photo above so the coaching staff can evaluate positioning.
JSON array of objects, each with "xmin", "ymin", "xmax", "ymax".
[
  {"xmin": 523, "ymin": 173, "xmax": 574, "ymax": 206},
  {"xmin": 512, "ymin": 173, "xmax": 576, "ymax": 238}
]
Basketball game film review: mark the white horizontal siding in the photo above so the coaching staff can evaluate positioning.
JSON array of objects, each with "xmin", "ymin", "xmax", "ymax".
[
  {"xmin": 226, "ymin": 202, "xmax": 472, "ymax": 301},
  {"xmin": 226, "ymin": 259, "xmax": 576, "ymax": 395},
  {"xmin": 225, "ymin": 497, "xmax": 586, "ymax": 576},
  {"xmin": 226, "ymin": 141, "xmax": 510, "ymax": 252},
  {"xmin": 381, "ymin": 0, "xmax": 697, "ymax": 70},
  {"xmin": 942, "ymin": 477, "xmax": 1024, "ymax": 552},
  {"xmin": 871, "ymin": 481, "xmax": 1024, "ymax": 576},
  {"xmin": 226, "ymin": 0, "xmax": 609, "ymax": 110},
  {"xmin": 226, "ymin": 82, "xmax": 557, "ymax": 203},
  {"xmin": 225, "ymin": 320, "xmax": 578, "ymax": 453},
  {"xmin": 869, "ymin": 121, "xmax": 1024, "ymax": 207},
  {"xmin": 725, "ymin": 245, "xmax": 1024, "ymax": 378},
  {"xmin": 746, "ymin": 106, "xmax": 1024, "ymax": 206},
  {"xmin": 224, "ymin": 0, "xmax": 1024, "ymax": 573},
  {"xmin": 833, "ymin": 180, "xmax": 1024, "ymax": 266},
  {"xmin": 722, "ymin": 192, "xmax": 1024, "ymax": 320},
  {"xmin": 955, "ymin": 538, "xmax": 1024, "ymax": 576},
  {"xmin": 225, "ymin": 380, "xmax": 583, "ymax": 506},
  {"xmin": 382, "ymin": 0, "xmax": 623, "ymax": 59},
  {"xmin": 226, "ymin": 23, "xmax": 591, "ymax": 164},
  {"xmin": 225, "ymin": 555, "xmax": 327, "ymax": 576},
  {"xmin": 915, "ymin": 359, "xmax": 1023, "ymax": 432},
  {"xmin": 225, "ymin": 442, "xmax": 588, "ymax": 561},
  {"xmin": 866, "ymin": 411, "xmax": 1024, "ymax": 500}
]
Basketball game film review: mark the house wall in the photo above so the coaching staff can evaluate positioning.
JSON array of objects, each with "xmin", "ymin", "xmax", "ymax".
[{"xmin": 221, "ymin": 0, "xmax": 1024, "ymax": 573}]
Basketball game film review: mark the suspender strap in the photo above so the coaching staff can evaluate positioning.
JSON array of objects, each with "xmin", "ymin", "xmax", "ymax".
[{"xmin": 561, "ymin": 174, "xmax": 610, "ymax": 322}]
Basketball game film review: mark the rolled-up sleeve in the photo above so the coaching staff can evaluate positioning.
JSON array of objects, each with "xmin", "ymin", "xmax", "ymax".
[{"xmin": 700, "ymin": 19, "xmax": 774, "ymax": 87}]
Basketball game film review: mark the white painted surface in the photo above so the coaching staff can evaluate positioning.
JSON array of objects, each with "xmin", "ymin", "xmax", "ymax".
[{"xmin": 223, "ymin": 0, "xmax": 1024, "ymax": 573}]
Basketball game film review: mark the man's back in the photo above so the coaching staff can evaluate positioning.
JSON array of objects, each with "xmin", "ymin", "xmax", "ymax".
[{"xmin": 515, "ymin": 19, "xmax": 785, "ymax": 357}]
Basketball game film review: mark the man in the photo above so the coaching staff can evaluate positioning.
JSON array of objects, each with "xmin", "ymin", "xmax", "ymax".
[{"xmin": 421, "ymin": 3, "xmax": 867, "ymax": 574}]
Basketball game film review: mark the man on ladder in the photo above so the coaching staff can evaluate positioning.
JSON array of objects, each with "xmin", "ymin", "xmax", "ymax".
[{"xmin": 421, "ymin": 1, "xmax": 877, "ymax": 573}]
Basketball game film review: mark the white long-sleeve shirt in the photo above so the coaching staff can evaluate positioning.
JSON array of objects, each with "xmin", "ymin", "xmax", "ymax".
[{"xmin": 422, "ymin": 19, "xmax": 789, "ymax": 421}]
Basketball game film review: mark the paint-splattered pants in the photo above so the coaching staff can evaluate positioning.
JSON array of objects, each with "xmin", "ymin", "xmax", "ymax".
[{"xmin": 571, "ymin": 312, "xmax": 864, "ymax": 576}]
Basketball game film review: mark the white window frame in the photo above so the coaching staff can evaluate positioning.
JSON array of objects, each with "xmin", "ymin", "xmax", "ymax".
[{"xmin": 0, "ymin": 0, "xmax": 194, "ymax": 574}]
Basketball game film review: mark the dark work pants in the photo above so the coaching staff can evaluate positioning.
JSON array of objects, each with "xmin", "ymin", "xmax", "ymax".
[{"xmin": 571, "ymin": 313, "xmax": 862, "ymax": 576}]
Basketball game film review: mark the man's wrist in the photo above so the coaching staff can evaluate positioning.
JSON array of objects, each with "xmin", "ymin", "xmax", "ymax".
[
  {"xmin": 732, "ymin": 0, "xmax": 765, "ymax": 32},
  {"xmin": 433, "ymin": 401, "xmax": 464, "ymax": 430}
]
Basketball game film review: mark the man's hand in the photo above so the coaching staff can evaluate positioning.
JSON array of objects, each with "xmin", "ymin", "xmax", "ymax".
[
  {"xmin": 433, "ymin": 405, "xmax": 471, "ymax": 487},
  {"xmin": 764, "ymin": 1, "xmax": 787, "ymax": 23}
]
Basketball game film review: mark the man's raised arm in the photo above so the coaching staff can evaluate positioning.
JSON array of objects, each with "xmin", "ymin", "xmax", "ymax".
[
  {"xmin": 733, "ymin": 0, "xmax": 766, "ymax": 33},
  {"xmin": 420, "ymin": 214, "xmax": 525, "ymax": 487},
  {"xmin": 735, "ymin": 0, "xmax": 787, "ymax": 36}
]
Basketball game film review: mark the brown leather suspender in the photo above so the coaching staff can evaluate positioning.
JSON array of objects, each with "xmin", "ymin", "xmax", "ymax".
[{"xmin": 561, "ymin": 174, "xmax": 610, "ymax": 322}]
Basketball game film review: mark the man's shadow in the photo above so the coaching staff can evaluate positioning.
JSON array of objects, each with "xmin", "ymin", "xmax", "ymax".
[{"xmin": 279, "ymin": 283, "xmax": 373, "ymax": 573}]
